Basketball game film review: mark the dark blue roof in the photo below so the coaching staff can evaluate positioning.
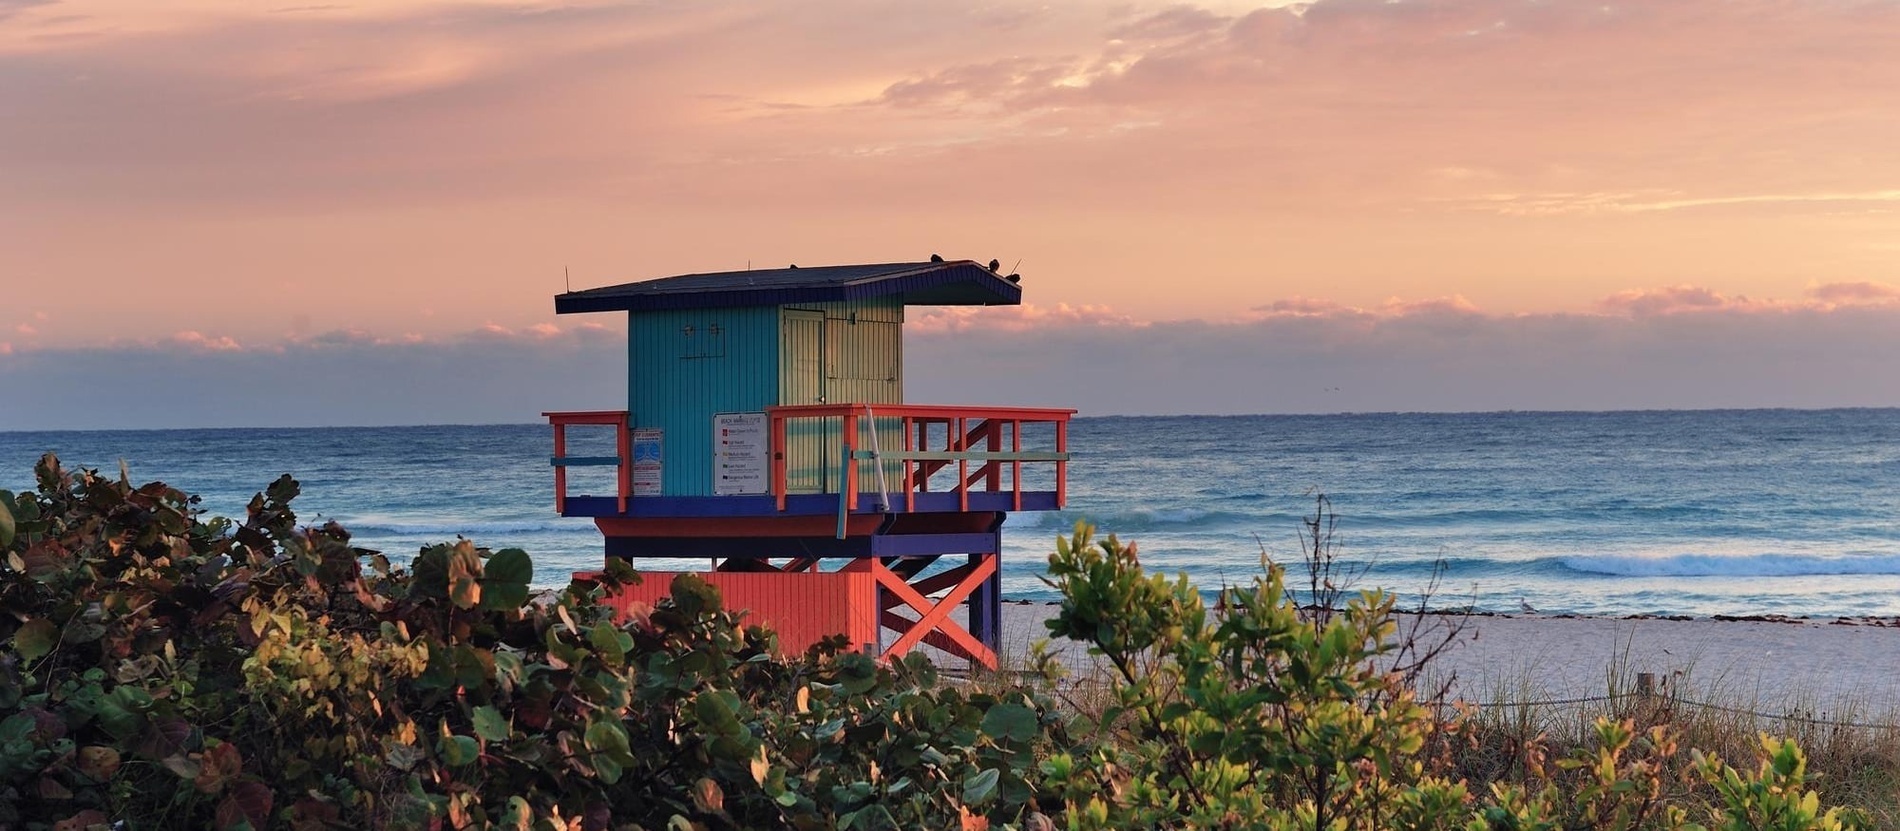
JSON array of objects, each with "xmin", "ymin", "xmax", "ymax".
[{"xmin": 555, "ymin": 260, "xmax": 1021, "ymax": 314}]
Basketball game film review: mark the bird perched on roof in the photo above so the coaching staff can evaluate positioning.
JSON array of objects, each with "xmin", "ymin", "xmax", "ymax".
[
  {"xmin": 930, "ymin": 253, "xmax": 944, "ymax": 263},
  {"xmin": 988, "ymin": 258, "xmax": 1000, "ymax": 272}
]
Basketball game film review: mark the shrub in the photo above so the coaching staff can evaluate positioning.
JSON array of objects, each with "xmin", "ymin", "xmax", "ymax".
[
  {"xmin": 1036, "ymin": 522, "xmax": 1871, "ymax": 831},
  {"xmin": 0, "ymin": 458, "xmax": 1871, "ymax": 830},
  {"xmin": 0, "ymin": 456, "xmax": 1065, "ymax": 830}
]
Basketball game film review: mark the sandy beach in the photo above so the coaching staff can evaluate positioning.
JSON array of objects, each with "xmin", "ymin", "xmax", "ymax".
[{"xmin": 990, "ymin": 602, "xmax": 1900, "ymax": 718}]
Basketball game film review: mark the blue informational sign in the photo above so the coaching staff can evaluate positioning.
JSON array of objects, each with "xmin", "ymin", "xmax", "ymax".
[{"xmin": 631, "ymin": 428, "xmax": 663, "ymax": 495}]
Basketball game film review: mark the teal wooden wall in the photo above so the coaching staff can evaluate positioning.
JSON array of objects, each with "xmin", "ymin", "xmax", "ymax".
[
  {"xmin": 627, "ymin": 306, "xmax": 780, "ymax": 497},
  {"xmin": 627, "ymin": 298, "xmax": 906, "ymax": 497}
]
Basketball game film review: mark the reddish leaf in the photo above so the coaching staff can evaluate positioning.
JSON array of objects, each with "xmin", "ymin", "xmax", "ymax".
[
  {"xmin": 51, "ymin": 810, "xmax": 109, "ymax": 831},
  {"xmin": 195, "ymin": 742, "xmax": 243, "ymax": 794},
  {"xmin": 137, "ymin": 717, "xmax": 193, "ymax": 759},
  {"xmin": 583, "ymin": 801, "xmax": 612, "ymax": 831},
  {"xmin": 76, "ymin": 746, "xmax": 121, "ymax": 781},
  {"xmin": 37, "ymin": 775, "xmax": 73, "ymax": 800},
  {"xmin": 447, "ymin": 542, "xmax": 483, "ymax": 610},
  {"xmin": 21, "ymin": 540, "xmax": 72, "ymax": 580},
  {"xmin": 289, "ymin": 798, "xmax": 341, "ymax": 831},
  {"xmin": 28, "ymin": 706, "xmax": 66, "ymax": 743},
  {"xmin": 958, "ymin": 804, "xmax": 990, "ymax": 831},
  {"xmin": 691, "ymin": 777, "xmax": 724, "ymax": 814},
  {"xmin": 215, "ymin": 780, "xmax": 274, "ymax": 831}
]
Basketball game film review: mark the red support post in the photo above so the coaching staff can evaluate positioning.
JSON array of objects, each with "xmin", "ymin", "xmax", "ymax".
[
  {"xmin": 552, "ymin": 422, "xmax": 567, "ymax": 513},
  {"xmin": 984, "ymin": 420, "xmax": 1001, "ymax": 490},
  {"xmin": 772, "ymin": 411, "xmax": 789, "ymax": 511},
  {"xmin": 615, "ymin": 413, "xmax": 631, "ymax": 514},
  {"xmin": 902, "ymin": 415, "xmax": 915, "ymax": 512}
]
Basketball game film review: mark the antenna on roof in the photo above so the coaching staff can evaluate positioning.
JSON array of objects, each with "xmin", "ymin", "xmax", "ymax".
[{"xmin": 564, "ymin": 266, "xmax": 572, "ymax": 294}]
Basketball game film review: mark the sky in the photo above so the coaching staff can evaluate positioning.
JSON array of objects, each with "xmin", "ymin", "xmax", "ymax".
[{"xmin": 3, "ymin": 0, "xmax": 1900, "ymax": 428}]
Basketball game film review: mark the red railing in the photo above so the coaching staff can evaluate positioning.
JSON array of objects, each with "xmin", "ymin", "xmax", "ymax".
[
  {"xmin": 765, "ymin": 404, "xmax": 1074, "ymax": 513},
  {"xmin": 545, "ymin": 404, "xmax": 1073, "ymax": 517},
  {"xmin": 544, "ymin": 410, "xmax": 631, "ymax": 513}
]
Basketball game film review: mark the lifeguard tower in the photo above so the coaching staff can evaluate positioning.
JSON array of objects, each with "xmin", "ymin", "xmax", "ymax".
[{"xmin": 543, "ymin": 259, "xmax": 1073, "ymax": 668}]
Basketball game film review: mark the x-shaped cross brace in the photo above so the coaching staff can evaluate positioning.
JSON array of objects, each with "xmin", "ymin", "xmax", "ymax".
[{"xmin": 847, "ymin": 554, "xmax": 998, "ymax": 668}]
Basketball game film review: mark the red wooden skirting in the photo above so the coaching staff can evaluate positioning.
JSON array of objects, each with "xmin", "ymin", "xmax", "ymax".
[{"xmin": 577, "ymin": 552, "xmax": 1001, "ymax": 668}]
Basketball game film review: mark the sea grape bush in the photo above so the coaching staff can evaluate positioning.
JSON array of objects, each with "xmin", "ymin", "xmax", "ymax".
[
  {"xmin": 0, "ymin": 456, "xmax": 1064, "ymax": 830},
  {"xmin": 1036, "ymin": 524, "xmax": 1870, "ymax": 831},
  {"xmin": 0, "ymin": 456, "xmax": 1870, "ymax": 830}
]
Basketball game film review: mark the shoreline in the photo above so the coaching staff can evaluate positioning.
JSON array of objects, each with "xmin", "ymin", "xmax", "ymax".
[
  {"xmin": 999, "ymin": 597, "xmax": 1900, "ymax": 626},
  {"xmin": 990, "ymin": 601, "xmax": 1900, "ymax": 713}
]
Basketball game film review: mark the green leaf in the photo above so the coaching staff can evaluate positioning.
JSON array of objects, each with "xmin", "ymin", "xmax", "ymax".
[
  {"xmin": 501, "ymin": 796, "xmax": 532, "ymax": 831},
  {"xmin": 588, "ymin": 622, "xmax": 632, "ymax": 665},
  {"xmin": 481, "ymin": 548, "xmax": 532, "ymax": 610},
  {"xmin": 603, "ymin": 557, "xmax": 641, "ymax": 585},
  {"xmin": 385, "ymin": 742, "xmax": 427, "ymax": 771},
  {"xmin": 410, "ymin": 545, "xmax": 450, "ymax": 600},
  {"xmin": 0, "ymin": 489, "xmax": 15, "ymax": 549},
  {"xmin": 979, "ymin": 702, "xmax": 1038, "ymax": 743},
  {"xmin": 471, "ymin": 706, "xmax": 509, "ymax": 743},
  {"xmin": 670, "ymin": 573, "xmax": 722, "ymax": 617},
  {"xmin": 586, "ymin": 717, "xmax": 632, "ymax": 784},
  {"xmin": 596, "ymin": 755, "xmax": 624, "ymax": 785},
  {"xmin": 265, "ymin": 474, "xmax": 300, "ymax": 505},
  {"xmin": 12, "ymin": 618, "xmax": 56, "ymax": 662},
  {"xmin": 962, "ymin": 767, "xmax": 1000, "ymax": 805},
  {"xmin": 584, "ymin": 718, "xmax": 634, "ymax": 765},
  {"xmin": 441, "ymin": 734, "xmax": 480, "ymax": 766},
  {"xmin": 486, "ymin": 548, "xmax": 532, "ymax": 584}
]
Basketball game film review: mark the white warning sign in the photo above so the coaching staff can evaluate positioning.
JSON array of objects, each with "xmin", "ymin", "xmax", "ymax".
[{"xmin": 713, "ymin": 412, "xmax": 768, "ymax": 496}]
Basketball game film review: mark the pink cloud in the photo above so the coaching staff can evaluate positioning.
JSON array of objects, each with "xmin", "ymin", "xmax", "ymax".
[
  {"xmin": 1253, "ymin": 296, "xmax": 1355, "ymax": 317},
  {"xmin": 1593, "ymin": 285, "xmax": 1796, "ymax": 317},
  {"xmin": 1807, "ymin": 281, "xmax": 1900, "ymax": 306},
  {"xmin": 170, "ymin": 330, "xmax": 243, "ymax": 351},
  {"xmin": 0, "ymin": 342, "xmax": 12, "ymax": 356},
  {"xmin": 908, "ymin": 302, "xmax": 1144, "ymax": 334},
  {"xmin": 1248, "ymin": 294, "xmax": 1480, "ymax": 322},
  {"xmin": 1379, "ymin": 295, "xmax": 1483, "ymax": 318}
]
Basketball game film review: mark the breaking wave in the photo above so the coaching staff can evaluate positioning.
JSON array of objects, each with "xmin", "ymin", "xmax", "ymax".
[
  {"xmin": 345, "ymin": 520, "xmax": 572, "ymax": 536},
  {"xmin": 1561, "ymin": 553, "xmax": 1900, "ymax": 578}
]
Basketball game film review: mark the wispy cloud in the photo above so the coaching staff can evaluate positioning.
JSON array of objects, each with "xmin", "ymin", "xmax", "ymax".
[
  {"xmin": 7, "ymin": 0, "xmax": 1900, "ymax": 347},
  {"xmin": 1443, "ymin": 189, "xmax": 1900, "ymax": 217}
]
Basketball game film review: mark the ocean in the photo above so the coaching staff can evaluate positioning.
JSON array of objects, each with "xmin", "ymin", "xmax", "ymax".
[{"xmin": 4, "ymin": 409, "xmax": 1897, "ymax": 618}]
